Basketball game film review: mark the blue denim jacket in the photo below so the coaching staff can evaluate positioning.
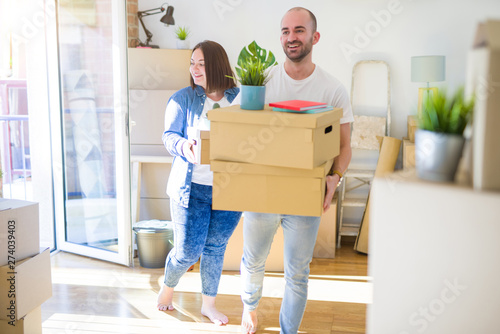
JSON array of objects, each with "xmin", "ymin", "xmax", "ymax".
[{"xmin": 162, "ymin": 85, "xmax": 240, "ymax": 208}]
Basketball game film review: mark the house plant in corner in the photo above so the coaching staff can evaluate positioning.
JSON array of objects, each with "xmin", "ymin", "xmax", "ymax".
[
  {"xmin": 233, "ymin": 41, "xmax": 277, "ymax": 110},
  {"xmin": 174, "ymin": 26, "xmax": 190, "ymax": 49},
  {"xmin": 415, "ymin": 87, "xmax": 474, "ymax": 182}
]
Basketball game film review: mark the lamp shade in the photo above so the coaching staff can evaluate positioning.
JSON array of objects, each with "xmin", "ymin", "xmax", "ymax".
[
  {"xmin": 160, "ymin": 6, "xmax": 175, "ymax": 25},
  {"xmin": 411, "ymin": 56, "xmax": 445, "ymax": 83}
]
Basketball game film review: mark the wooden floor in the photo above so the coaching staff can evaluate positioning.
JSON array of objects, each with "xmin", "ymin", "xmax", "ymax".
[{"xmin": 41, "ymin": 239, "xmax": 369, "ymax": 334}]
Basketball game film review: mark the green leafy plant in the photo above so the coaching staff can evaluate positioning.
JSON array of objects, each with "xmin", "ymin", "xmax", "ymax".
[
  {"xmin": 174, "ymin": 26, "xmax": 190, "ymax": 40},
  {"xmin": 230, "ymin": 41, "xmax": 277, "ymax": 86},
  {"xmin": 419, "ymin": 87, "xmax": 475, "ymax": 135}
]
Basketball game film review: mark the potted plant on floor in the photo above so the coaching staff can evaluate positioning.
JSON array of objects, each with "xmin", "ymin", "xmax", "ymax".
[
  {"xmin": 174, "ymin": 26, "xmax": 190, "ymax": 49},
  {"xmin": 415, "ymin": 87, "xmax": 475, "ymax": 182},
  {"xmin": 232, "ymin": 41, "xmax": 277, "ymax": 110}
]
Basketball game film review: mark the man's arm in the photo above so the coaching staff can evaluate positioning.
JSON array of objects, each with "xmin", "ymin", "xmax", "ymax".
[{"xmin": 323, "ymin": 122, "xmax": 352, "ymax": 212}]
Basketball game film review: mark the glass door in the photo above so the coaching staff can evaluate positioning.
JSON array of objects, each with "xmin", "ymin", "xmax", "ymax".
[{"xmin": 54, "ymin": 0, "xmax": 132, "ymax": 265}]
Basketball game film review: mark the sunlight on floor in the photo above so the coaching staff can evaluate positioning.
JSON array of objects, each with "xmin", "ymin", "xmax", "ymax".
[
  {"xmin": 51, "ymin": 267, "xmax": 155, "ymax": 289},
  {"xmin": 160, "ymin": 272, "xmax": 372, "ymax": 304},
  {"xmin": 51, "ymin": 266, "xmax": 372, "ymax": 305},
  {"xmin": 46, "ymin": 251, "xmax": 369, "ymax": 333},
  {"xmin": 43, "ymin": 313, "xmax": 243, "ymax": 334}
]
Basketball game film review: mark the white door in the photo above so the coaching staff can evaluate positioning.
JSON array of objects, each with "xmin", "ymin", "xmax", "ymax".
[{"xmin": 52, "ymin": 0, "xmax": 132, "ymax": 266}]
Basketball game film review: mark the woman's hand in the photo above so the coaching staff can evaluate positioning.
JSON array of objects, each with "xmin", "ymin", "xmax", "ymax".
[{"xmin": 182, "ymin": 139, "xmax": 197, "ymax": 164}]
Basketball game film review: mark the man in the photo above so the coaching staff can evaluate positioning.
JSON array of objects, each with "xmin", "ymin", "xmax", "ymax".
[{"xmin": 240, "ymin": 7, "xmax": 353, "ymax": 334}]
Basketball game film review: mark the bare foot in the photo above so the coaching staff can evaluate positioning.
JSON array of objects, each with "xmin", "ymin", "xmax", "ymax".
[
  {"xmin": 241, "ymin": 309, "xmax": 258, "ymax": 333},
  {"xmin": 201, "ymin": 295, "xmax": 228, "ymax": 326},
  {"xmin": 157, "ymin": 284, "xmax": 174, "ymax": 311}
]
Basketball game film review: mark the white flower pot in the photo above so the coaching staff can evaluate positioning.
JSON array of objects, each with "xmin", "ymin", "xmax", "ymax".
[{"xmin": 176, "ymin": 40, "xmax": 189, "ymax": 49}]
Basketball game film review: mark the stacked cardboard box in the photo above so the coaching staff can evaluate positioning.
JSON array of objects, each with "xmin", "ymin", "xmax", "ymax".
[
  {"xmin": 467, "ymin": 20, "xmax": 500, "ymax": 191},
  {"xmin": 188, "ymin": 128, "xmax": 211, "ymax": 165},
  {"xmin": 407, "ymin": 115, "xmax": 418, "ymax": 143},
  {"xmin": 0, "ymin": 199, "xmax": 52, "ymax": 334},
  {"xmin": 403, "ymin": 115, "xmax": 417, "ymax": 170},
  {"xmin": 402, "ymin": 138, "xmax": 416, "ymax": 169},
  {"xmin": 207, "ymin": 105, "xmax": 342, "ymax": 217}
]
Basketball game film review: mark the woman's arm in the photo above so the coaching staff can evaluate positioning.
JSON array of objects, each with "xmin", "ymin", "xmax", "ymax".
[{"xmin": 162, "ymin": 96, "xmax": 187, "ymax": 157}]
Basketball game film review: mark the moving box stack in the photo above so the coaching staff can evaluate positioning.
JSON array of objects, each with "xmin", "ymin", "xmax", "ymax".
[
  {"xmin": 0, "ymin": 199, "xmax": 52, "ymax": 334},
  {"xmin": 403, "ymin": 115, "xmax": 417, "ymax": 170},
  {"xmin": 207, "ymin": 101, "xmax": 343, "ymax": 217}
]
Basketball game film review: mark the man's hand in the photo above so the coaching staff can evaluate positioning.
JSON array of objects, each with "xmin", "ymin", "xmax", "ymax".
[
  {"xmin": 182, "ymin": 139, "xmax": 197, "ymax": 164},
  {"xmin": 323, "ymin": 174, "xmax": 340, "ymax": 212}
]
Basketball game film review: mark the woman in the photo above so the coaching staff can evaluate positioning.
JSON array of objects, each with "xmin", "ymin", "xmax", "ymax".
[{"xmin": 157, "ymin": 40, "xmax": 242, "ymax": 326}]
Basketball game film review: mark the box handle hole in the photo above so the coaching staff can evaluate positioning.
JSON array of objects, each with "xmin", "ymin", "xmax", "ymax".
[{"xmin": 324, "ymin": 125, "xmax": 332, "ymax": 134}]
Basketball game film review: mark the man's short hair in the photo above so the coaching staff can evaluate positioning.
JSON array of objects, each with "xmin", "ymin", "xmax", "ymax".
[{"xmin": 286, "ymin": 7, "xmax": 317, "ymax": 32}]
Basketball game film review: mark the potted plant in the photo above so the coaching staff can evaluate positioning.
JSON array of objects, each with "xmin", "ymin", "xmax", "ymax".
[
  {"xmin": 174, "ymin": 26, "xmax": 190, "ymax": 49},
  {"xmin": 232, "ymin": 41, "xmax": 277, "ymax": 110},
  {"xmin": 415, "ymin": 87, "xmax": 474, "ymax": 182}
]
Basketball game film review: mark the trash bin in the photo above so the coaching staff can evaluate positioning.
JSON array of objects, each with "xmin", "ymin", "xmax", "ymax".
[{"xmin": 133, "ymin": 220, "xmax": 174, "ymax": 268}]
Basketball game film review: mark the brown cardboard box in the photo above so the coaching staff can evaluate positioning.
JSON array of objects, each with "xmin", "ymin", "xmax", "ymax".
[
  {"xmin": 208, "ymin": 105, "xmax": 342, "ymax": 169},
  {"xmin": 354, "ymin": 137, "xmax": 401, "ymax": 254},
  {"xmin": 403, "ymin": 138, "xmax": 416, "ymax": 169},
  {"xmin": 187, "ymin": 128, "xmax": 210, "ymax": 165},
  {"xmin": 199, "ymin": 130, "xmax": 210, "ymax": 165},
  {"xmin": 0, "ymin": 248, "xmax": 52, "ymax": 321},
  {"xmin": 222, "ymin": 216, "xmax": 284, "ymax": 272},
  {"xmin": 0, "ymin": 199, "xmax": 39, "ymax": 267},
  {"xmin": 0, "ymin": 306, "xmax": 42, "ymax": 334},
  {"xmin": 223, "ymin": 194, "xmax": 337, "ymax": 271},
  {"xmin": 467, "ymin": 20, "xmax": 500, "ymax": 191},
  {"xmin": 212, "ymin": 159, "xmax": 333, "ymax": 217},
  {"xmin": 313, "ymin": 199, "xmax": 337, "ymax": 259},
  {"xmin": 407, "ymin": 115, "xmax": 418, "ymax": 143}
]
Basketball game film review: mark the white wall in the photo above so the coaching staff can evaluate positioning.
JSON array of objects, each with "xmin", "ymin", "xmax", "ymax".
[{"xmin": 138, "ymin": 0, "xmax": 500, "ymax": 141}]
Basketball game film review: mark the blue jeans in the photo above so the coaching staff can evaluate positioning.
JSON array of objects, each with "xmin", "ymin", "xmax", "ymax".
[
  {"xmin": 241, "ymin": 212, "xmax": 321, "ymax": 334},
  {"xmin": 164, "ymin": 182, "xmax": 241, "ymax": 297}
]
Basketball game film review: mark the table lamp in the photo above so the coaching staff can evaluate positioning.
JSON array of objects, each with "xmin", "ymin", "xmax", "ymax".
[
  {"xmin": 411, "ymin": 55, "xmax": 446, "ymax": 114},
  {"xmin": 137, "ymin": 3, "xmax": 175, "ymax": 48}
]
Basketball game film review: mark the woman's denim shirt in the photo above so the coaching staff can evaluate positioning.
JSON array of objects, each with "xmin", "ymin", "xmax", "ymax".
[{"xmin": 162, "ymin": 85, "xmax": 239, "ymax": 208}]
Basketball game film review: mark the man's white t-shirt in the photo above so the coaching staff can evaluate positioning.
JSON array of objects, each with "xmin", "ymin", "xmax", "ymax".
[{"xmin": 264, "ymin": 63, "xmax": 354, "ymax": 124}]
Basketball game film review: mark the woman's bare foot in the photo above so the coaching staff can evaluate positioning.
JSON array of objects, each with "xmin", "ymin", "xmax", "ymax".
[
  {"xmin": 241, "ymin": 309, "xmax": 258, "ymax": 333},
  {"xmin": 201, "ymin": 295, "xmax": 228, "ymax": 326},
  {"xmin": 157, "ymin": 284, "xmax": 174, "ymax": 311}
]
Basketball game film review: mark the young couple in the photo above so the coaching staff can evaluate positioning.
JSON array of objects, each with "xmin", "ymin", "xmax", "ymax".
[{"xmin": 159, "ymin": 7, "xmax": 353, "ymax": 334}]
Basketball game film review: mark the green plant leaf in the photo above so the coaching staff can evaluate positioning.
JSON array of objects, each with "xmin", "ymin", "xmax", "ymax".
[
  {"xmin": 175, "ymin": 26, "xmax": 190, "ymax": 40},
  {"xmin": 234, "ymin": 41, "xmax": 277, "ymax": 86},
  {"xmin": 418, "ymin": 86, "xmax": 474, "ymax": 135}
]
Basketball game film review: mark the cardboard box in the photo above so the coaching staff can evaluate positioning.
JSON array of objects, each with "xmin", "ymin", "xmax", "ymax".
[
  {"xmin": 0, "ymin": 306, "xmax": 42, "ymax": 334},
  {"xmin": 467, "ymin": 20, "xmax": 500, "ymax": 191},
  {"xmin": 223, "ymin": 216, "xmax": 284, "ymax": 272},
  {"xmin": 208, "ymin": 105, "xmax": 342, "ymax": 169},
  {"xmin": 0, "ymin": 248, "xmax": 52, "ymax": 321},
  {"xmin": 407, "ymin": 115, "xmax": 418, "ymax": 143},
  {"xmin": 187, "ymin": 128, "xmax": 210, "ymax": 165},
  {"xmin": 0, "ymin": 199, "xmax": 39, "ymax": 267},
  {"xmin": 402, "ymin": 138, "xmax": 416, "ymax": 169},
  {"xmin": 313, "ymin": 199, "xmax": 337, "ymax": 259},
  {"xmin": 211, "ymin": 159, "xmax": 333, "ymax": 217},
  {"xmin": 198, "ymin": 130, "xmax": 210, "ymax": 165},
  {"xmin": 355, "ymin": 137, "xmax": 401, "ymax": 254}
]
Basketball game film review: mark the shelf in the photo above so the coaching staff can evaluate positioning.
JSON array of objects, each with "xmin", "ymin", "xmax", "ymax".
[
  {"xmin": 345, "ymin": 169, "xmax": 375, "ymax": 178},
  {"xmin": 341, "ymin": 198, "xmax": 368, "ymax": 208}
]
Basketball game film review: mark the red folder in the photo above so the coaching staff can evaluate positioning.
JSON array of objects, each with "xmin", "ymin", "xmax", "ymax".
[{"xmin": 269, "ymin": 100, "xmax": 327, "ymax": 111}]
